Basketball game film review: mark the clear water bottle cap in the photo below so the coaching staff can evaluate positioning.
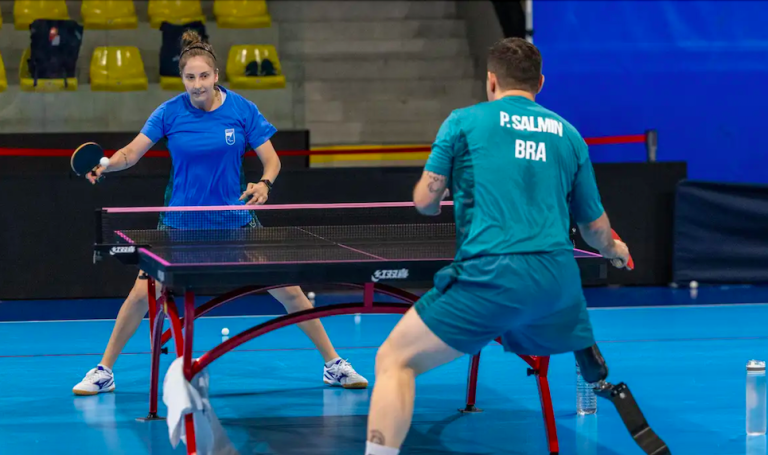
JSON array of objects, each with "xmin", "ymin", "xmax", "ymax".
[{"xmin": 747, "ymin": 360, "xmax": 766, "ymax": 371}]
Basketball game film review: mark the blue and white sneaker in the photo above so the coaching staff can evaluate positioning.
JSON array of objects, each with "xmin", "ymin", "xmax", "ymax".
[
  {"xmin": 73, "ymin": 365, "xmax": 115, "ymax": 396},
  {"xmin": 323, "ymin": 358, "xmax": 368, "ymax": 389}
]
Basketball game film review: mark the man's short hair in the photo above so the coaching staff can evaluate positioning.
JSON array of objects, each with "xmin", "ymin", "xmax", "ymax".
[{"xmin": 487, "ymin": 38, "xmax": 542, "ymax": 94}]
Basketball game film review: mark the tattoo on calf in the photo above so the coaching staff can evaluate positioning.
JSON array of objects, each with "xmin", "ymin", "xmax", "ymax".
[
  {"xmin": 369, "ymin": 429, "xmax": 386, "ymax": 445},
  {"xmin": 426, "ymin": 172, "xmax": 446, "ymax": 193}
]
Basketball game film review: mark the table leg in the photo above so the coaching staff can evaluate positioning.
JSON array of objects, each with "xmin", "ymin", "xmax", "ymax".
[
  {"xmin": 529, "ymin": 356, "xmax": 559, "ymax": 454},
  {"xmin": 183, "ymin": 290, "xmax": 197, "ymax": 455},
  {"xmin": 147, "ymin": 277, "xmax": 156, "ymax": 342},
  {"xmin": 138, "ymin": 288, "xmax": 166, "ymax": 421},
  {"xmin": 461, "ymin": 352, "xmax": 483, "ymax": 413},
  {"xmin": 363, "ymin": 282, "xmax": 374, "ymax": 307},
  {"xmin": 136, "ymin": 278, "xmax": 166, "ymax": 422}
]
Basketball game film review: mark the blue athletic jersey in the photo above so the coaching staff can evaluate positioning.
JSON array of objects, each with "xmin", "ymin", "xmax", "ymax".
[
  {"xmin": 140, "ymin": 86, "xmax": 276, "ymax": 228},
  {"xmin": 425, "ymin": 96, "xmax": 604, "ymax": 262}
]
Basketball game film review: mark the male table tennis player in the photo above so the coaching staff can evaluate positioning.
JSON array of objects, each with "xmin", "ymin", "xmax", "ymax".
[
  {"xmin": 72, "ymin": 31, "xmax": 367, "ymax": 396},
  {"xmin": 364, "ymin": 38, "xmax": 644, "ymax": 455}
]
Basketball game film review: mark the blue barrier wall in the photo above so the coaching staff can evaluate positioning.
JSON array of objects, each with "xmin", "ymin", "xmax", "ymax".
[{"xmin": 534, "ymin": 1, "xmax": 768, "ymax": 183}]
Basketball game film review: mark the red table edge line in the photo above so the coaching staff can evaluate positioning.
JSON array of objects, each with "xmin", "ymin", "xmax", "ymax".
[{"xmin": 139, "ymin": 248, "xmax": 171, "ymax": 267}]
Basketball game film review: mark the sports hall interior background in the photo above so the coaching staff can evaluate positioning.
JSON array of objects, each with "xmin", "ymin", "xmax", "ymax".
[
  {"xmin": 0, "ymin": 1, "xmax": 767, "ymax": 454},
  {"xmin": 6, "ymin": 0, "xmax": 759, "ymax": 305}
]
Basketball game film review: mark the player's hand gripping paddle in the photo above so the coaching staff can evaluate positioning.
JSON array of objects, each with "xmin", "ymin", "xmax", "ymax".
[
  {"xmin": 71, "ymin": 142, "xmax": 109, "ymax": 183},
  {"xmin": 610, "ymin": 229, "xmax": 634, "ymax": 270}
]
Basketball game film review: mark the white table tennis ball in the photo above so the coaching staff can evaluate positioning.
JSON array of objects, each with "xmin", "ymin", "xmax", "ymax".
[
  {"xmin": 99, "ymin": 157, "xmax": 110, "ymax": 168},
  {"xmin": 221, "ymin": 327, "xmax": 230, "ymax": 336},
  {"xmin": 690, "ymin": 280, "xmax": 699, "ymax": 289},
  {"xmin": 307, "ymin": 292, "xmax": 316, "ymax": 299}
]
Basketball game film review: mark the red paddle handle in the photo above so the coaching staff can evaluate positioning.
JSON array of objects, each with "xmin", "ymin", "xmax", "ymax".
[{"xmin": 611, "ymin": 229, "xmax": 634, "ymax": 270}]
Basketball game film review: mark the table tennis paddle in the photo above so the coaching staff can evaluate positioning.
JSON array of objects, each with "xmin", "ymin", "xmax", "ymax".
[
  {"xmin": 71, "ymin": 142, "xmax": 108, "ymax": 181},
  {"xmin": 611, "ymin": 229, "xmax": 634, "ymax": 270}
]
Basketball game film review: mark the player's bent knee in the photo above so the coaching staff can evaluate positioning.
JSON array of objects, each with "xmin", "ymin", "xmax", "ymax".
[
  {"xmin": 574, "ymin": 344, "xmax": 609, "ymax": 383},
  {"xmin": 374, "ymin": 341, "xmax": 409, "ymax": 377},
  {"xmin": 130, "ymin": 278, "xmax": 149, "ymax": 299}
]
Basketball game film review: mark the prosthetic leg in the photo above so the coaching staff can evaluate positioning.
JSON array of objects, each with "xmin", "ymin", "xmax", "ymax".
[{"xmin": 574, "ymin": 345, "xmax": 671, "ymax": 455}]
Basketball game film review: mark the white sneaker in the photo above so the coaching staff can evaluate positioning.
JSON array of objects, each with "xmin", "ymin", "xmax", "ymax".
[
  {"xmin": 73, "ymin": 365, "xmax": 116, "ymax": 396},
  {"xmin": 323, "ymin": 358, "xmax": 368, "ymax": 389}
]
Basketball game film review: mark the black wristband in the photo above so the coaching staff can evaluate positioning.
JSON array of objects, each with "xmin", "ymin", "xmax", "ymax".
[{"xmin": 259, "ymin": 179, "xmax": 273, "ymax": 193}]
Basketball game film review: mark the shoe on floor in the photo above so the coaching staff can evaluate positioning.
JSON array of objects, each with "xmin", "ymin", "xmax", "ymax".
[
  {"xmin": 323, "ymin": 358, "xmax": 368, "ymax": 389},
  {"xmin": 73, "ymin": 365, "xmax": 115, "ymax": 396}
]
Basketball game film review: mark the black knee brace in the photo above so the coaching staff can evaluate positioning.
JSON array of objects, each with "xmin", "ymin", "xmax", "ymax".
[{"xmin": 574, "ymin": 344, "xmax": 671, "ymax": 455}]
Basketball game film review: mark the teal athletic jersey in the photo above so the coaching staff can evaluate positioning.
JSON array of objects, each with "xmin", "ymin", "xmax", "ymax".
[{"xmin": 425, "ymin": 95, "xmax": 604, "ymax": 262}]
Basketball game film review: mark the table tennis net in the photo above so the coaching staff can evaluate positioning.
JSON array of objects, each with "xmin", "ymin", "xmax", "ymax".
[{"xmin": 99, "ymin": 204, "xmax": 457, "ymax": 247}]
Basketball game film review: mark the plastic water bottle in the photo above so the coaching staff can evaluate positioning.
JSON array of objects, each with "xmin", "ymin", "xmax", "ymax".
[
  {"xmin": 746, "ymin": 360, "xmax": 766, "ymax": 435},
  {"xmin": 577, "ymin": 363, "xmax": 597, "ymax": 415}
]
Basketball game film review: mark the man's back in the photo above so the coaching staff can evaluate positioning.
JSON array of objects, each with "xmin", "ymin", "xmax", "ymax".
[{"xmin": 426, "ymin": 96, "xmax": 603, "ymax": 262}]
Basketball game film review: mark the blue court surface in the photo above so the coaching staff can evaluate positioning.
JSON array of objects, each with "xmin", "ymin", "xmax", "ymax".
[{"xmin": 1, "ymin": 286, "xmax": 768, "ymax": 455}]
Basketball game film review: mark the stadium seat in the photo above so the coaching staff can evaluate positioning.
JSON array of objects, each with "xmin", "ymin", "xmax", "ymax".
[
  {"xmin": 0, "ymin": 53, "xmax": 7, "ymax": 92},
  {"xmin": 226, "ymin": 45, "xmax": 286, "ymax": 90},
  {"xmin": 90, "ymin": 47, "xmax": 148, "ymax": 92},
  {"xmin": 19, "ymin": 48, "xmax": 77, "ymax": 92},
  {"xmin": 81, "ymin": 0, "xmax": 138, "ymax": 30},
  {"xmin": 213, "ymin": 0, "xmax": 271, "ymax": 28},
  {"xmin": 160, "ymin": 76, "xmax": 185, "ymax": 91},
  {"xmin": 14, "ymin": 0, "xmax": 69, "ymax": 30},
  {"xmin": 148, "ymin": 0, "xmax": 206, "ymax": 29}
]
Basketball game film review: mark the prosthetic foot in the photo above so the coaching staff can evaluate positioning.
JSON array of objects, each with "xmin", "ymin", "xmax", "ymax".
[{"xmin": 575, "ymin": 345, "xmax": 671, "ymax": 455}]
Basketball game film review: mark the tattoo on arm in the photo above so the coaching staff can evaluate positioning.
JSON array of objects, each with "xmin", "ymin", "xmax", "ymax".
[
  {"xmin": 369, "ymin": 430, "xmax": 386, "ymax": 445},
  {"xmin": 425, "ymin": 172, "xmax": 447, "ymax": 193}
]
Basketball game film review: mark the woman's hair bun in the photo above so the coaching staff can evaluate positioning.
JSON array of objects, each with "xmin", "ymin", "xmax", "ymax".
[{"xmin": 181, "ymin": 30, "xmax": 202, "ymax": 49}]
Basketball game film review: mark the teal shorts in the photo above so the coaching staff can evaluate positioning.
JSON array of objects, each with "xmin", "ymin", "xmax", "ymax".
[{"xmin": 414, "ymin": 250, "xmax": 596, "ymax": 356}]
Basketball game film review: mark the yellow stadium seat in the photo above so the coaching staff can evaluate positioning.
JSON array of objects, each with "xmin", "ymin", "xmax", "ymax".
[
  {"xmin": 90, "ymin": 47, "xmax": 148, "ymax": 92},
  {"xmin": 160, "ymin": 76, "xmax": 185, "ymax": 91},
  {"xmin": 19, "ymin": 48, "xmax": 78, "ymax": 92},
  {"xmin": 148, "ymin": 0, "xmax": 206, "ymax": 29},
  {"xmin": 213, "ymin": 0, "xmax": 271, "ymax": 28},
  {"xmin": 14, "ymin": 0, "xmax": 69, "ymax": 30},
  {"xmin": 226, "ymin": 45, "xmax": 286, "ymax": 90},
  {"xmin": 0, "ymin": 53, "xmax": 7, "ymax": 92},
  {"xmin": 81, "ymin": 0, "xmax": 138, "ymax": 30}
]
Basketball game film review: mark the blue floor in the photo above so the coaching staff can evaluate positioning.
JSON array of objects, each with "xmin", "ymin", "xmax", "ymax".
[{"xmin": 1, "ymin": 286, "xmax": 768, "ymax": 454}]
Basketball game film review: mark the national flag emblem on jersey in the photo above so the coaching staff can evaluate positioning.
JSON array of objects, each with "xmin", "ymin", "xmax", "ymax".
[{"xmin": 225, "ymin": 129, "xmax": 236, "ymax": 145}]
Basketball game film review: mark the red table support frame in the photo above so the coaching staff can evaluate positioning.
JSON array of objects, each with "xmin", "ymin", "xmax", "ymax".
[{"xmin": 144, "ymin": 279, "xmax": 560, "ymax": 455}]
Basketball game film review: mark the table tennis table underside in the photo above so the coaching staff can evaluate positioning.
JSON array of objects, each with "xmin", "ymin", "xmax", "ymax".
[{"xmin": 100, "ymin": 225, "xmax": 605, "ymax": 455}]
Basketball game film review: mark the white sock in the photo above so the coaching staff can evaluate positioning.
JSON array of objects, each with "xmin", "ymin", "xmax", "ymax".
[
  {"xmin": 325, "ymin": 357, "xmax": 341, "ymax": 367},
  {"xmin": 98, "ymin": 364, "xmax": 113, "ymax": 375},
  {"xmin": 365, "ymin": 441, "xmax": 399, "ymax": 455}
]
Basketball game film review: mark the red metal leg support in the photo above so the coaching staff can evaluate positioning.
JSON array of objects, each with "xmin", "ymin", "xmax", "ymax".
[
  {"xmin": 461, "ymin": 352, "xmax": 482, "ymax": 413},
  {"xmin": 164, "ymin": 293, "xmax": 198, "ymax": 455},
  {"xmin": 137, "ymin": 278, "xmax": 166, "ymax": 421},
  {"xmin": 138, "ymin": 285, "xmax": 166, "ymax": 422},
  {"xmin": 363, "ymin": 282, "xmax": 375, "ymax": 307},
  {"xmin": 165, "ymin": 295, "xmax": 185, "ymax": 357},
  {"xmin": 529, "ymin": 356, "xmax": 559, "ymax": 454},
  {"xmin": 183, "ymin": 291, "xmax": 197, "ymax": 455},
  {"xmin": 147, "ymin": 277, "xmax": 156, "ymax": 341}
]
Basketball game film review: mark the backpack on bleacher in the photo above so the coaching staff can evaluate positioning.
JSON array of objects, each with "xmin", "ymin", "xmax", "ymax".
[
  {"xmin": 159, "ymin": 21, "xmax": 209, "ymax": 77},
  {"xmin": 27, "ymin": 19, "xmax": 83, "ymax": 87}
]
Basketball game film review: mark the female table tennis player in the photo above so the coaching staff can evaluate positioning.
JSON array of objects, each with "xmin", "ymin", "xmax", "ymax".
[{"xmin": 72, "ymin": 31, "xmax": 367, "ymax": 395}]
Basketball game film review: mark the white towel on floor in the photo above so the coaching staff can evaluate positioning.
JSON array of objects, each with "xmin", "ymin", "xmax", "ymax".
[{"xmin": 163, "ymin": 357, "xmax": 238, "ymax": 455}]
